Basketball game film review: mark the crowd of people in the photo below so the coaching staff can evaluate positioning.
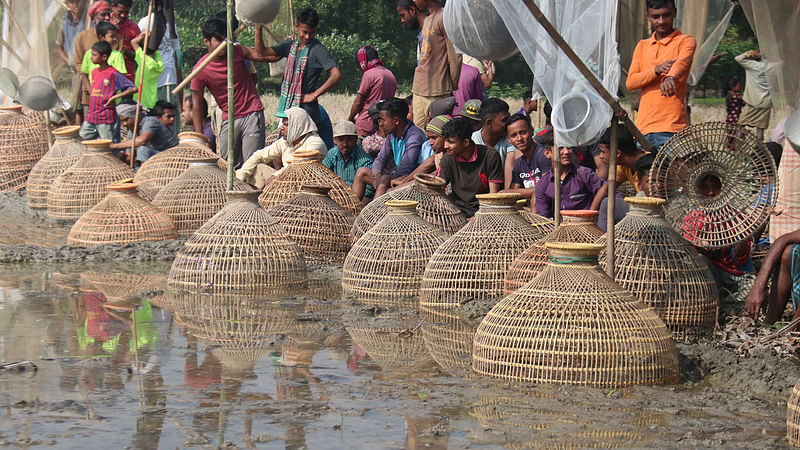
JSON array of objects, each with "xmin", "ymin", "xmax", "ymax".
[{"xmin": 54, "ymin": 0, "xmax": 800, "ymax": 327}]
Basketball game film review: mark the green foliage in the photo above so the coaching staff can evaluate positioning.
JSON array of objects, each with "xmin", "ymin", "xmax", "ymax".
[{"xmin": 694, "ymin": 6, "xmax": 757, "ymax": 97}]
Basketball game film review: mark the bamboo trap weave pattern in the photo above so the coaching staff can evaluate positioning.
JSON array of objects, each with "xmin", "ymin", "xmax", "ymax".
[
  {"xmin": 168, "ymin": 190, "xmax": 307, "ymax": 293},
  {"xmin": 151, "ymin": 158, "xmax": 250, "ymax": 236},
  {"xmin": 350, "ymin": 174, "xmax": 467, "ymax": 243},
  {"xmin": 516, "ymin": 199, "xmax": 555, "ymax": 234},
  {"xmin": 0, "ymin": 105, "xmax": 49, "ymax": 193},
  {"xmin": 504, "ymin": 210, "xmax": 604, "ymax": 295},
  {"xmin": 27, "ymin": 126, "xmax": 85, "ymax": 208},
  {"xmin": 81, "ymin": 272, "xmax": 167, "ymax": 302},
  {"xmin": 788, "ymin": 379, "xmax": 800, "ymax": 447},
  {"xmin": 473, "ymin": 242, "xmax": 679, "ymax": 388},
  {"xmin": 651, "ymin": 122, "xmax": 777, "ymax": 249},
  {"xmin": 268, "ymin": 184, "xmax": 355, "ymax": 263},
  {"xmin": 421, "ymin": 305, "xmax": 478, "ymax": 374},
  {"xmin": 258, "ymin": 150, "xmax": 363, "ymax": 215},
  {"xmin": 598, "ymin": 197, "xmax": 719, "ymax": 336},
  {"xmin": 345, "ymin": 311, "xmax": 434, "ymax": 374},
  {"xmin": 343, "ymin": 200, "xmax": 447, "ymax": 307},
  {"xmin": 67, "ymin": 182, "xmax": 178, "ymax": 246},
  {"xmin": 419, "ymin": 193, "xmax": 545, "ymax": 309},
  {"xmin": 46, "ymin": 140, "xmax": 136, "ymax": 220},
  {"xmin": 133, "ymin": 132, "xmax": 221, "ymax": 201}
]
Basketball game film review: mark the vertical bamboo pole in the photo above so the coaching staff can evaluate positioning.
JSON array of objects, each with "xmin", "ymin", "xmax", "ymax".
[
  {"xmin": 552, "ymin": 134, "xmax": 561, "ymax": 226},
  {"xmin": 129, "ymin": 0, "xmax": 155, "ymax": 168},
  {"xmin": 225, "ymin": 0, "xmax": 235, "ymax": 190},
  {"xmin": 605, "ymin": 122, "xmax": 617, "ymax": 277}
]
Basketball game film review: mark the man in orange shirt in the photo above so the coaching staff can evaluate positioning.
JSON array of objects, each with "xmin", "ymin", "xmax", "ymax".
[{"xmin": 626, "ymin": 0, "xmax": 695, "ymax": 152}]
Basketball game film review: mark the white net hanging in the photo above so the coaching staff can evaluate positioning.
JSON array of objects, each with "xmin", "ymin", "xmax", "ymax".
[{"xmin": 0, "ymin": 0, "xmax": 59, "ymax": 83}]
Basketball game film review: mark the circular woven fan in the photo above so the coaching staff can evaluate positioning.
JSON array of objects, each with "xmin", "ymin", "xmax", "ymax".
[
  {"xmin": 472, "ymin": 242, "xmax": 679, "ymax": 388},
  {"xmin": 419, "ymin": 193, "xmax": 545, "ymax": 309},
  {"xmin": 789, "ymin": 379, "xmax": 800, "ymax": 446},
  {"xmin": 350, "ymin": 174, "xmax": 467, "ymax": 243},
  {"xmin": 27, "ymin": 125, "xmax": 85, "ymax": 209},
  {"xmin": 598, "ymin": 197, "xmax": 719, "ymax": 336},
  {"xmin": 258, "ymin": 150, "xmax": 363, "ymax": 215},
  {"xmin": 267, "ymin": 184, "xmax": 355, "ymax": 263},
  {"xmin": 47, "ymin": 140, "xmax": 136, "ymax": 220},
  {"xmin": 343, "ymin": 200, "xmax": 447, "ymax": 307},
  {"xmin": 67, "ymin": 182, "xmax": 178, "ymax": 246},
  {"xmin": 504, "ymin": 210, "xmax": 604, "ymax": 295},
  {"xmin": 0, "ymin": 105, "xmax": 49, "ymax": 192},
  {"xmin": 651, "ymin": 122, "xmax": 777, "ymax": 249},
  {"xmin": 133, "ymin": 132, "xmax": 221, "ymax": 201},
  {"xmin": 151, "ymin": 158, "xmax": 251, "ymax": 236}
]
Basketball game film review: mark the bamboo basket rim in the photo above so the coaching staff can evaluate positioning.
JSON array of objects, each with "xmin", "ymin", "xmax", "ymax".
[
  {"xmin": 624, "ymin": 196, "xmax": 666, "ymax": 207},
  {"xmin": 177, "ymin": 131, "xmax": 209, "ymax": 144},
  {"xmin": 300, "ymin": 183, "xmax": 332, "ymax": 195},
  {"xmin": 545, "ymin": 242, "xmax": 604, "ymax": 253},
  {"xmin": 106, "ymin": 182, "xmax": 139, "ymax": 192},
  {"xmin": 385, "ymin": 199, "xmax": 418, "ymax": 210},
  {"xmin": 187, "ymin": 157, "xmax": 219, "ymax": 166},
  {"xmin": 294, "ymin": 149, "xmax": 320, "ymax": 160},
  {"xmin": 84, "ymin": 139, "xmax": 113, "ymax": 149},
  {"xmin": 476, "ymin": 193, "xmax": 522, "ymax": 205},
  {"xmin": 561, "ymin": 209, "xmax": 598, "ymax": 218},
  {"xmin": 413, "ymin": 173, "xmax": 446, "ymax": 187},
  {"xmin": 0, "ymin": 105, "xmax": 23, "ymax": 112},
  {"xmin": 53, "ymin": 125, "xmax": 81, "ymax": 136}
]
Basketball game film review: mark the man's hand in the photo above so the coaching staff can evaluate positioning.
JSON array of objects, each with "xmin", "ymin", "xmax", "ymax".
[
  {"xmin": 745, "ymin": 285, "xmax": 767, "ymax": 319},
  {"xmin": 300, "ymin": 92, "xmax": 318, "ymax": 104},
  {"xmin": 110, "ymin": 12, "xmax": 122, "ymax": 27},
  {"xmin": 654, "ymin": 59, "xmax": 675, "ymax": 75},
  {"xmin": 660, "ymin": 76, "xmax": 677, "ymax": 97}
]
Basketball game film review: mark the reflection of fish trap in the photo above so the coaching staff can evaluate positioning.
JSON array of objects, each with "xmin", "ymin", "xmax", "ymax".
[
  {"xmin": 27, "ymin": 125, "xmax": 85, "ymax": 208},
  {"xmin": 345, "ymin": 312, "xmax": 434, "ymax": 373}
]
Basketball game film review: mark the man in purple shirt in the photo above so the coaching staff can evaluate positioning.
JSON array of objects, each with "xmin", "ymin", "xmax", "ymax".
[
  {"xmin": 452, "ymin": 63, "xmax": 483, "ymax": 118},
  {"xmin": 371, "ymin": 97, "xmax": 427, "ymax": 197},
  {"xmin": 535, "ymin": 144, "xmax": 606, "ymax": 219}
]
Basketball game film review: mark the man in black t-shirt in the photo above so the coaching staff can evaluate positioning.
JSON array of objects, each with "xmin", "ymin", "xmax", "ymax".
[{"xmin": 437, "ymin": 117, "xmax": 504, "ymax": 217}]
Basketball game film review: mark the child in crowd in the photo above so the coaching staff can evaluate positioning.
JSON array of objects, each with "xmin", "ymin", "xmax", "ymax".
[
  {"xmin": 181, "ymin": 96, "xmax": 215, "ymax": 150},
  {"xmin": 502, "ymin": 114, "xmax": 552, "ymax": 208},
  {"xmin": 370, "ymin": 97, "xmax": 426, "ymax": 198},
  {"xmin": 79, "ymin": 41, "xmax": 137, "ymax": 141},
  {"xmin": 131, "ymin": 32, "xmax": 164, "ymax": 110},
  {"xmin": 80, "ymin": 22, "xmax": 127, "ymax": 105},
  {"xmin": 535, "ymin": 143, "xmax": 606, "ymax": 219},
  {"xmin": 726, "ymin": 78, "xmax": 744, "ymax": 124}
]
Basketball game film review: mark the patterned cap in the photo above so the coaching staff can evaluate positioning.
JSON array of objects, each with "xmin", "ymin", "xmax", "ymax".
[
  {"xmin": 425, "ymin": 115, "xmax": 453, "ymax": 137},
  {"xmin": 458, "ymin": 99, "xmax": 482, "ymax": 121}
]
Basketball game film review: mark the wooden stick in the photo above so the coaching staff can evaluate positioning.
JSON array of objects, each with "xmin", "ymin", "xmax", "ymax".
[
  {"xmin": 226, "ymin": 0, "xmax": 235, "ymax": 190},
  {"xmin": 129, "ymin": 0, "xmax": 155, "ymax": 168},
  {"xmin": 605, "ymin": 121, "xmax": 617, "ymax": 277},
  {"xmin": 0, "ymin": 35, "xmax": 25, "ymax": 65},
  {"xmin": 552, "ymin": 133, "xmax": 561, "ymax": 226},
  {"xmin": 521, "ymin": 0, "xmax": 652, "ymax": 152},
  {"xmin": 171, "ymin": 24, "xmax": 246, "ymax": 96}
]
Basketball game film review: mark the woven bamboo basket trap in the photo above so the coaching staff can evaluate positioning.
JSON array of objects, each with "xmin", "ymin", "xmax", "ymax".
[
  {"xmin": 267, "ymin": 184, "xmax": 355, "ymax": 263},
  {"xmin": 472, "ymin": 242, "xmax": 680, "ymax": 388},
  {"xmin": 342, "ymin": 200, "xmax": 447, "ymax": 306},
  {"xmin": 0, "ymin": 105, "xmax": 49, "ymax": 193},
  {"xmin": 46, "ymin": 139, "xmax": 136, "ymax": 220},
  {"xmin": 257, "ymin": 150, "xmax": 363, "ymax": 215},
  {"xmin": 27, "ymin": 125, "xmax": 85, "ymax": 209},
  {"xmin": 67, "ymin": 182, "xmax": 178, "ymax": 246},
  {"xmin": 350, "ymin": 174, "xmax": 467, "ymax": 243},
  {"xmin": 598, "ymin": 197, "xmax": 719, "ymax": 336},
  {"xmin": 419, "ymin": 193, "xmax": 545, "ymax": 309},
  {"xmin": 151, "ymin": 158, "xmax": 250, "ymax": 236},
  {"xmin": 504, "ymin": 210, "xmax": 605, "ymax": 295},
  {"xmin": 515, "ymin": 199, "xmax": 555, "ymax": 233},
  {"xmin": 168, "ymin": 190, "xmax": 307, "ymax": 293},
  {"xmin": 788, "ymin": 378, "xmax": 800, "ymax": 447},
  {"xmin": 133, "ymin": 132, "xmax": 221, "ymax": 201}
]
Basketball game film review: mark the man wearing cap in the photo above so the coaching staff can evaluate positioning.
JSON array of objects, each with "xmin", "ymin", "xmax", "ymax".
[
  {"xmin": 457, "ymin": 99, "xmax": 482, "ymax": 132},
  {"xmin": 72, "ymin": 1, "xmax": 112, "ymax": 125},
  {"xmin": 323, "ymin": 121, "xmax": 375, "ymax": 202},
  {"xmin": 390, "ymin": 114, "xmax": 451, "ymax": 188}
]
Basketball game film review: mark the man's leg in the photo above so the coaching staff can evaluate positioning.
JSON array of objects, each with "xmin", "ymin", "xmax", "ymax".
[
  {"xmin": 96, "ymin": 123, "xmax": 115, "ymax": 141},
  {"xmin": 352, "ymin": 167, "xmax": 374, "ymax": 202},
  {"xmin": 135, "ymin": 145, "xmax": 159, "ymax": 164},
  {"xmin": 79, "ymin": 121, "xmax": 99, "ymax": 140},
  {"xmin": 413, "ymin": 95, "xmax": 433, "ymax": 130},
  {"xmin": 765, "ymin": 244, "xmax": 798, "ymax": 323},
  {"xmin": 644, "ymin": 132, "xmax": 675, "ymax": 153},
  {"xmin": 374, "ymin": 173, "xmax": 392, "ymax": 198},
  {"xmin": 240, "ymin": 110, "xmax": 266, "ymax": 168},
  {"xmin": 219, "ymin": 118, "xmax": 244, "ymax": 168}
]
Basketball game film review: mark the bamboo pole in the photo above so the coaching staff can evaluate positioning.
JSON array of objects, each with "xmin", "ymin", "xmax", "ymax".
[
  {"xmin": 0, "ymin": 0, "xmax": 32, "ymax": 49},
  {"xmin": 605, "ymin": 121, "xmax": 617, "ymax": 277},
  {"xmin": 552, "ymin": 134, "xmax": 561, "ymax": 226},
  {"xmin": 170, "ymin": 24, "xmax": 246, "ymax": 96},
  {"xmin": 226, "ymin": 0, "xmax": 235, "ymax": 190},
  {"xmin": 520, "ymin": 0, "xmax": 652, "ymax": 153},
  {"xmin": 128, "ymin": 0, "xmax": 155, "ymax": 168}
]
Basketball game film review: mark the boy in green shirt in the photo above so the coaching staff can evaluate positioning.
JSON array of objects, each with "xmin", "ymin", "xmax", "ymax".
[
  {"xmin": 81, "ymin": 21, "xmax": 127, "ymax": 87},
  {"xmin": 131, "ymin": 32, "xmax": 164, "ymax": 109}
]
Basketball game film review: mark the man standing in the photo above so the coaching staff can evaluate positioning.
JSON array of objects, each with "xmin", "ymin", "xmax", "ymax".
[
  {"xmin": 396, "ymin": 0, "xmax": 426, "ymax": 64},
  {"xmin": 411, "ymin": 0, "xmax": 461, "ymax": 129},
  {"xmin": 138, "ymin": 13, "xmax": 183, "ymax": 134},
  {"xmin": 110, "ymin": 0, "xmax": 141, "ymax": 83},
  {"xmin": 736, "ymin": 49, "xmax": 772, "ymax": 141},
  {"xmin": 626, "ymin": 0, "xmax": 695, "ymax": 151},
  {"xmin": 347, "ymin": 46, "xmax": 397, "ymax": 138},
  {"xmin": 56, "ymin": 0, "xmax": 85, "ymax": 67},
  {"xmin": 256, "ymin": 7, "xmax": 341, "ymax": 150}
]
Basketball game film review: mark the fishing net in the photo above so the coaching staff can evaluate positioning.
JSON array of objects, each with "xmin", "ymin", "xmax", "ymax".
[
  {"xmin": 789, "ymin": 378, "xmax": 800, "ymax": 446},
  {"xmin": 651, "ymin": 122, "xmax": 777, "ymax": 249},
  {"xmin": 472, "ymin": 242, "xmax": 680, "ymax": 388},
  {"xmin": 342, "ymin": 200, "xmax": 447, "ymax": 308},
  {"xmin": 598, "ymin": 197, "xmax": 719, "ymax": 337},
  {"xmin": 504, "ymin": 210, "xmax": 604, "ymax": 295},
  {"xmin": 267, "ymin": 184, "xmax": 355, "ymax": 263},
  {"xmin": 151, "ymin": 158, "xmax": 250, "ymax": 236},
  {"xmin": 0, "ymin": 0, "xmax": 53, "ymax": 81},
  {"xmin": 235, "ymin": 0, "xmax": 282, "ymax": 26},
  {"xmin": 0, "ymin": 105, "xmax": 49, "ymax": 192},
  {"xmin": 443, "ymin": 0, "xmax": 518, "ymax": 61},
  {"xmin": 27, "ymin": 125, "xmax": 84, "ymax": 209},
  {"xmin": 350, "ymin": 174, "xmax": 466, "ymax": 244},
  {"xmin": 419, "ymin": 193, "xmax": 545, "ymax": 309},
  {"xmin": 46, "ymin": 140, "xmax": 136, "ymax": 221}
]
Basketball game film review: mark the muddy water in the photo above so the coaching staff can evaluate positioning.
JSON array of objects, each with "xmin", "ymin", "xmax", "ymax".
[{"xmin": 0, "ymin": 260, "xmax": 795, "ymax": 449}]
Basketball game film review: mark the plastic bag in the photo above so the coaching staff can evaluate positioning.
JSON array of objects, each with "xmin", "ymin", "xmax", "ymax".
[
  {"xmin": 236, "ymin": 0, "xmax": 282, "ymax": 27},
  {"xmin": 443, "ymin": 0, "xmax": 518, "ymax": 61}
]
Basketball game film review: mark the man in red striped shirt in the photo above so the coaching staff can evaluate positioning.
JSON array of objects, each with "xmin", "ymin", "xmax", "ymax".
[{"xmin": 80, "ymin": 41, "xmax": 137, "ymax": 141}]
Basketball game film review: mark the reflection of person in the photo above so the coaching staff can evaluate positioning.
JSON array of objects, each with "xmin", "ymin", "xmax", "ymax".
[
  {"xmin": 735, "ymin": 50, "xmax": 772, "ymax": 141},
  {"xmin": 625, "ymin": 0, "xmax": 695, "ymax": 151},
  {"xmin": 746, "ymin": 230, "xmax": 800, "ymax": 324}
]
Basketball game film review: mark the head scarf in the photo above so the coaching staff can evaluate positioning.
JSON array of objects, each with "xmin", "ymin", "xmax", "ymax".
[
  {"xmin": 357, "ymin": 46, "xmax": 383, "ymax": 72},
  {"xmin": 116, "ymin": 103, "xmax": 140, "ymax": 119},
  {"xmin": 285, "ymin": 107, "xmax": 319, "ymax": 146},
  {"xmin": 426, "ymin": 115, "xmax": 452, "ymax": 137},
  {"xmin": 88, "ymin": 1, "xmax": 111, "ymax": 18}
]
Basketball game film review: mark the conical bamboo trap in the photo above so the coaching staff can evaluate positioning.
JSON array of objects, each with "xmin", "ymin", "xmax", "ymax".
[
  {"xmin": 345, "ymin": 311, "xmax": 435, "ymax": 374},
  {"xmin": 788, "ymin": 378, "xmax": 800, "ymax": 447},
  {"xmin": 257, "ymin": 150, "xmax": 363, "ymax": 215},
  {"xmin": 46, "ymin": 140, "xmax": 136, "ymax": 220},
  {"xmin": 133, "ymin": 132, "xmax": 221, "ymax": 201},
  {"xmin": 67, "ymin": 182, "xmax": 178, "ymax": 246},
  {"xmin": 151, "ymin": 158, "xmax": 250, "ymax": 236},
  {"xmin": 27, "ymin": 125, "xmax": 85, "ymax": 208},
  {"xmin": 168, "ymin": 190, "xmax": 307, "ymax": 293},
  {"xmin": 419, "ymin": 193, "xmax": 545, "ymax": 309},
  {"xmin": 350, "ymin": 174, "xmax": 467, "ymax": 243},
  {"xmin": 472, "ymin": 242, "xmax": 679, "ymax": 388},
  {"xmin": 0, "ymin": 105, "xmax": 49, "ymax": 193},
  {"xmin": 267, "ymin": 184, "xmax": 355, "ymax": 263},
  {"xmin": 515, "ymin": 199, "xmax": 555, "ymax": 234},
  {"xmin": 343, "ymin": 200, "xmax": 447, "ymax": 307},
  {"xmin": 504, "ymin": 210, "xmax": 604, "ymax": 295},
  {"xmin": 598, "ymin": 197, "xmax": 719, "ymax": 336}
]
